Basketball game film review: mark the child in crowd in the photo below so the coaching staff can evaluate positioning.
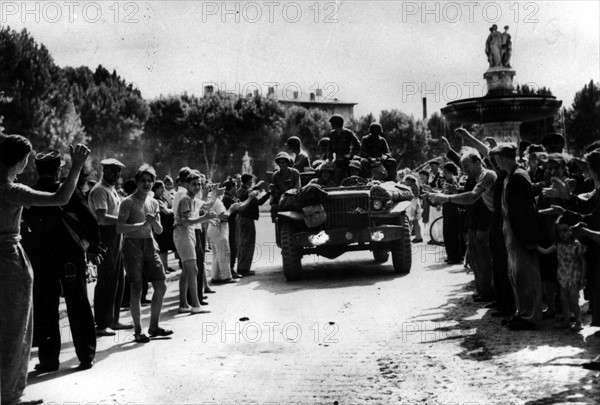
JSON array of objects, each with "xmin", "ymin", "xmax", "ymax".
[
  {"xmin": 173, "ymin": 170, "xmax": 217, "ymax": 314},
  {"xmin": 404, "ymin": 174, "xmax": 423, "ymax": 243},
  {"xmin": 537, "ymin": 212, "xmax": 587, "ymax": 331}
]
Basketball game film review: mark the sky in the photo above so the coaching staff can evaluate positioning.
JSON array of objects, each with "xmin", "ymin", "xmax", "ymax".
[{"xmin": 2, "ymin": 0, "xmax": 599, "ymax": 120}]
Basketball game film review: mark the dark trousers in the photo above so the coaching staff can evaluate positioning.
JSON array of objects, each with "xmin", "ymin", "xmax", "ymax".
[
  {"xmin": 442, "ymin": 203, "xmax": 463, "ymax": 261},
  {"xmin": 490, "ymin": 211, "xmax": 515, "ymax": 314},
  {"xmin": 237, "ymin": 216, "xmax": 256, "ymax": 273},
  {"xmin": 33, "ymin": 261, "xmax": 95, "ymax": 365},
  {"xmin": 94, "ymin": 225, "xmax": 125, "ymax": 329},
  {"xmin": 228, "ymin": 218, "xmax": 238, "ymax": 271},
  {"xmin": 187, "ymin": 229, "xmax": 206, "ymax": 302}
]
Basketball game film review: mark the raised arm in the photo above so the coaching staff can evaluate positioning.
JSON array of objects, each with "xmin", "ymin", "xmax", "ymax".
[{"xmin": 28, "ymin": 144, "xmax": 90, "ymax": 207}]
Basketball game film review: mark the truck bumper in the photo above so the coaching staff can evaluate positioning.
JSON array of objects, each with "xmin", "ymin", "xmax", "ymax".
[{"xmin": 291, "ymin": 225, "xmax": 407, "ymax": 248}]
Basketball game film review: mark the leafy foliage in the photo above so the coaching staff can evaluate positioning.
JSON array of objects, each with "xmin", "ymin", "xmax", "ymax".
[{"xmin": 565, "ymin": 80, "xmax": 600, "ymax": 154}]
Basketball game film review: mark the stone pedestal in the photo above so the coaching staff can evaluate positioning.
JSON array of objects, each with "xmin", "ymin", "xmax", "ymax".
[
  {"xmin": 484, "ymin": 67, "xmax": 516, "ymax": 95},
  {"xmin": 482, "ymin": 121, "xmax": 521, "ymax": 143}
]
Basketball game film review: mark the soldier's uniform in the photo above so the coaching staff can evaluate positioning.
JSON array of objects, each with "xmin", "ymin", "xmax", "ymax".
[
  {"xmin": 359, "ymin": 123, "xmax": 397, "ymax": 181},
  {"xmin": 328, "ymin": 115, "xmax": 360, "ymax": 184},
  {"xmin": 22, "ymin": 151, "xmax": 96, "ymax": 370}
]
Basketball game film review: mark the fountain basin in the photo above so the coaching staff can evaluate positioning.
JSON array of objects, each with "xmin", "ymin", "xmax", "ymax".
[{"xmin": 441, "ymin": 94, "xmax": 562, "ymax": 124}]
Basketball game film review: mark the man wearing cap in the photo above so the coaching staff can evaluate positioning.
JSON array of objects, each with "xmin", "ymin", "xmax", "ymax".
[
  {"xmin": 359, "ymin": 123, "xmax": 397, "ymax": 181},
  {"xmin": 328, "ymin": 115, "xmax": 361, "ymax": 185},
  {"xmin": 286, "ymin": 136, "xmax": 311, "ymax": 173},
  {"xmin": 89, "ymin": 158, "xmax": 132, "ymax": 336},
  {"xmin": 541, "ymin": 133, "xmax": 566, "ymax": 154},
  {"xmin": 491, "ymin": 143, "xmax": 544, "ymax": 330},
  {"xmin": 270, "ymin": 152, "xmax": 300, "ymax": 222},
  {"xmin": 22, "ymin": 150, "xmax": 96, "ymax": 371}
]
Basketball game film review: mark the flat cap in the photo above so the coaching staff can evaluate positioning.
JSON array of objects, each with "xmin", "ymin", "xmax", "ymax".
[
  {"xmin": 100, "ymin": 158, "xmax": 125, "ymax": 167},
  {"xmin": 34, "ymin": 150, "xmax": 64, "ymax": 171},
  {"xmin": 348, "ymin": 160, "xmax": 362, "ymax": 170}
]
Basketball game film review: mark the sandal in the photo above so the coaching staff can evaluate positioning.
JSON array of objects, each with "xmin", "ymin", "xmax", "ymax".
[
  {"xmin": 134, "ymin": 333, "xmax": 150, "ymax": 343},
  {"xmin": 148, "ymin": 328, "xmax": 173, "ymax": 338}
]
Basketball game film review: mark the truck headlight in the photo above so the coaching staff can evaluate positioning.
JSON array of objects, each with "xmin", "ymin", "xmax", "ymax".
[
  {"xmin": 371, "ymin": 231, "xmax": 385, "ymax": 242},
  {"xmin": 372, "ymin": 199, "xmax": 383, "ymax": 210}
]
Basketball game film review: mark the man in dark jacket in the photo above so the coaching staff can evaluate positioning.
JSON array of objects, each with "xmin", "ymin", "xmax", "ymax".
[
  {"xmin": 22, "ymin": 151, "xmax": 98, "ymax": 371},
  {"xmin": 328, "ymin": 115, "xmax": 360, "ymax": 184},
  {"xmin": 491, "ymin": 143, "xmax": 543, "ymax": 330},
  {"xmin": 359, "ymin": 123, "xmax": 397, "ymax": 181}
]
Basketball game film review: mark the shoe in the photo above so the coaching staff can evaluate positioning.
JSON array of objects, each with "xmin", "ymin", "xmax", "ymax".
[
  {"xmin": 148, "ymin": 328, "xmax": 173, "ymax": 337},
  {"xmin": 507, "ymin": 318, "xmax": 538, "ymax": 331},
  {"xmin": 112, "ymin": 322, "xmax": 134, "ymax": 330},
  {"xmin": 166, "ymin": 267, "xmax": 177, "ymax": 273},
  {"xmin": 582, "ymin": 361, "xmax": 600, "ymax": 371},
  {"xmin": 178, "ymin": 306, "xmax": 192, "ymax": 313},
  {"xmin": 411, "ymin": 238, "xmax": 423, "ymax": 243},
  {"xmin": 446, "ymin": 259, "xmax": 463, "ymax": 265},
  {"xmin": 34, "ymin": 363, "xmax": 59, "ymax": 372},
  {"xmin": 231, "ymin": 271, "xmax": 243, "ymax": 279},
  {"xmin": 212, "ymin": 278, "xmax": 237, "ymax": 284},
  {"xmin": 141, "ymin": 298, "xmax": 151, "ymax": 305},
  {"xmin": 542, "ymin": 309, "xmax": 556, "ymax": 320},
  {"xmin": 569, "ymin": 322, "xmax": 583, "ymax": 331},
  {"xmin": 238, "ymin": 270, "xmax": 256, "ymax": 276},
  {"xmin": 5, "ymin": 398, "xmax": 44, "ymax": 405},
  {"xmin": 501, "ymin": 315, "xmax": 518, "ymax": 325},
  {"xmin": 79, "ymin": 360, "xmax": 94, "ymax": 370},
  {"xmin": 203, "ymin": 295, "xmax": 208, "ymax": 299},
  {"xmin": 133, "ymin": 333, "xmax": 150, "ymax": 343},
  {"xmin": 491, "ymin": 311, "xmax": 512, "ymax": 318},
  {"xmin": 204, "ymin": 289, "xmax": 216, "ymax": 294},
  {"xmin": 200, "ymin": 300, "xmax": 209, "ymax": 306},
  {"xmin": 95, "ymin": 327, "xmax": 116, "ymax": 336},
  {"xmin": 191, "ymin": 307, "xmax": 208, "ymax": 314}
]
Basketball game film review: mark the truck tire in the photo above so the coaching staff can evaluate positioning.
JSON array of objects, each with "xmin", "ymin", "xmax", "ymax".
[
  {"xmin": 391, "ymin": 215, "xmax": 412, "ymax": 274},
  {"xmin": 280, "ymin": 222, "xmax": 302, "ymax": 281},
  {"xmin": 373, "ymin": 249, "xmax": 389, "ymax": 263}
]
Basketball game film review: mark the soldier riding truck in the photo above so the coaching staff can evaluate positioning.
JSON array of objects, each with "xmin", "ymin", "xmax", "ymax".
[{"xmin": 273, "ymin": 178, "xmax": 414, "ymax": 281}]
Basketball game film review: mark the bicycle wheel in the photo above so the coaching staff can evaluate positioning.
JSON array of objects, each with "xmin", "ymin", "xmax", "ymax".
[{"xmin": 429, "ymin": 216, "xmax": 444, "ymax": 245}]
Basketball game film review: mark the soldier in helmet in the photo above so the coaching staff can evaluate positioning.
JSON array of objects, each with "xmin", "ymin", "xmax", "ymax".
[
  {"xmin": 340, "ymin": 160, "xmax": 368, "ymax": 187},
  {"xmin": 328, "ymin": 115, "xmax": 360, "ymax": 185},
  {"xmin": 269, "ymin": 152, "xmax": 301, "ymax": 222},
  {"xmin": 312, "ymin": 137, "xmax": 331, "ymax": 169},
  {"xmin": 309, "ymin": 162, "xmax": 337, "ymax": 188},
  {"xmin": 360, "ymin": 122, "xmax": 397, "ymax": 181},
  {"xmin": 286, "ymin": 136, "xmax": 311, "ymax": 173}
]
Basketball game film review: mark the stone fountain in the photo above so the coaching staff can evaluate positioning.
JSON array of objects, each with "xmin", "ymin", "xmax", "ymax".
[{"xmin": 441, "ymin": 24, "xmax": 562, "ymax": 142}]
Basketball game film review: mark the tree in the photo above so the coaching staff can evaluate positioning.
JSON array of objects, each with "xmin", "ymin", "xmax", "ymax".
[
  {"xmin": 565, "ymin": 80, "xmax": 600, "ymax": 154},
  {"xmin": 282, "ymin": 106, "xmax": 330, "ymax": 159},
  {"xmin": 0, "ymin": 27, "xmax": 85, "ymax": 151},
  {"xmin": 64, "ymin": 65, "xmax": 150, "ymax": 162},
  {"xmin": 379, "ymin": 109, "xmax": 428, "ymax": 169}
]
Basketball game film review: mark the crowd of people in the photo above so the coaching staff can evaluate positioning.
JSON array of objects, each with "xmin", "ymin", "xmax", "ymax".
[{"xmin": 2, "ymin": 113, "xmax": 600, "ymax": 404}]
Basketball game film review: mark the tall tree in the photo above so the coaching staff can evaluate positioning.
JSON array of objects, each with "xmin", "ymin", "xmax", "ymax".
[
  {"xmin": 379, "ymin": 109, "xmax": 428, "ymax": 169},
  {"xmin": 565, "ymin": 80, "xmax": 600, "ymax": 154}
]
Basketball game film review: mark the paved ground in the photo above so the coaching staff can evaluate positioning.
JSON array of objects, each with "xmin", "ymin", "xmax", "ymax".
[{"xmin": 26, "ymin": 215, "xmax": 600, "ymax": 404}]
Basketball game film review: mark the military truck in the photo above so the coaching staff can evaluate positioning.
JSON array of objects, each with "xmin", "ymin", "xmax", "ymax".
[{"xmin": 275, "ymin": 182, "xmax": 414, "ymax": 281}]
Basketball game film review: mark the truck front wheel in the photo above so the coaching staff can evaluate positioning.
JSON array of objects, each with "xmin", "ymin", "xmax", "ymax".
[
  {"xmin": 280, "ymin": 222, "xmax": 302, "ymax": 281},
  {"xmin": 390, "ymin": 215, "xmax": 412, "ymax": 274}
]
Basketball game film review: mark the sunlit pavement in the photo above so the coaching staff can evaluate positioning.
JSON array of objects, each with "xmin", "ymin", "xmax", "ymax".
[{"xmin": 27, "ymin": 215, "xmax": 600, "ymax": 404}]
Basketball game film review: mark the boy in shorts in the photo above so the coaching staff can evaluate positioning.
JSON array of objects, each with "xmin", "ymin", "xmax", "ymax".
[{"xmin": 117, "ymin": 164, "xmax": 172, "ymax": 343}]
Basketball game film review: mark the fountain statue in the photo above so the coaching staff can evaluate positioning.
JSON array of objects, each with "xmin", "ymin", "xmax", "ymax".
[
  {"xmin": 241, "ymin": 151, "xmax": 253, "ymax": 175},
  {"xmin": 441, "ymin": 24, "xmax": 562, "ymax": 142}
]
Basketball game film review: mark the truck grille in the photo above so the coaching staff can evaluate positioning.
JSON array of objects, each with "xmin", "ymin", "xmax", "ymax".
[{"xmin": 324, "ymin": 194, "xmax": 370, "ymax": 229}]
